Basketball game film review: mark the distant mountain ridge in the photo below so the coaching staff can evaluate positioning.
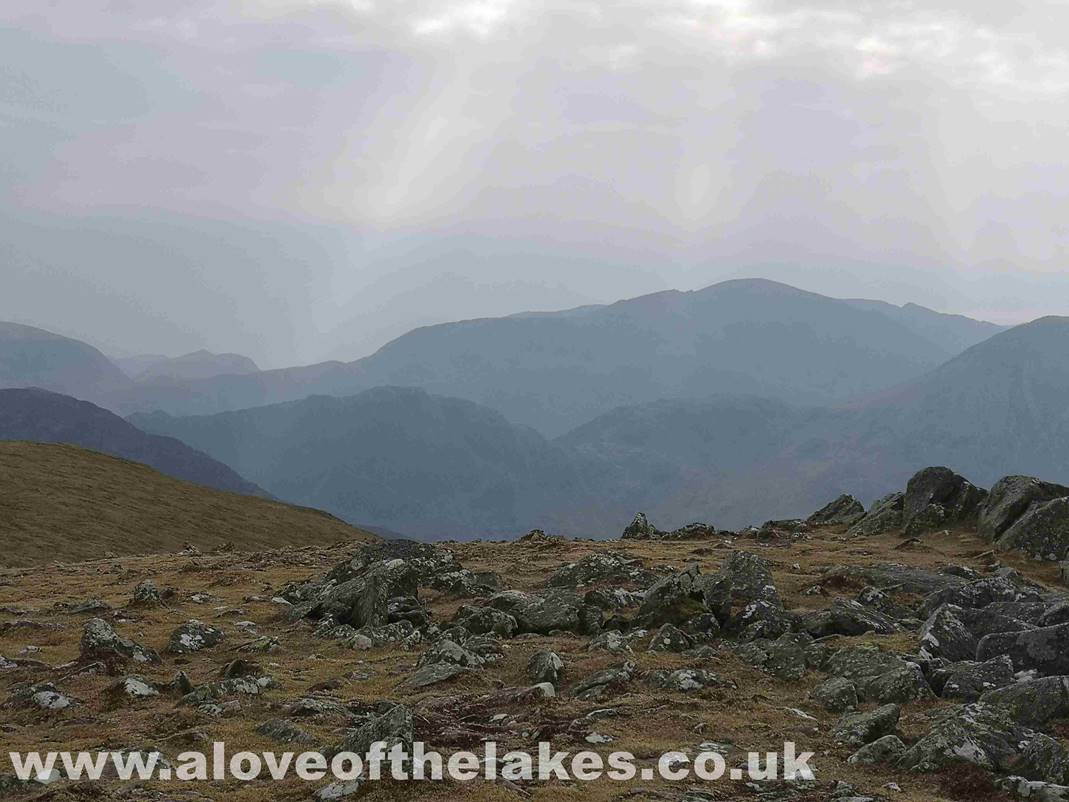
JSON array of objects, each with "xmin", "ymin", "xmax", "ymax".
[
  {"xmin": 116, "ymin": 349, "xmax": 259, "ymax": 382},
  {"xmin": 105, "ymin": 279, "xmax": 1008, "ymax": 434},
  {"xmin": 134, "ymin": 318, "xmax": 1069, "ymax": 537},
  {"xmin": 0, "ymin": 387, "xmax": 267, "ymax": 498}
]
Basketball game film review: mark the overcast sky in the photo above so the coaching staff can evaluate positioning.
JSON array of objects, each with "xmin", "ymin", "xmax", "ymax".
[{"xmin": 2, "ymin": 1, "xmax": 1068, "ymax": 366}]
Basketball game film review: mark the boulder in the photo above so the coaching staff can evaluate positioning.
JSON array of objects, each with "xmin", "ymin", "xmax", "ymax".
[
  {"xmin": 168, "ymin": 621, "xmax": 224, "ymax": 654},
  {"xmin": 451, "ymin": 605, "xmax": 517, "ymax": 638},
  {"xmin": 622, "ymin": 513, "xmax": 661, "ymax": 540},
  {"xmin": 334, "ymin": 705, "xmax": 413, "ymax": 757},
  {"xmin": 978, "ymin": 623, "xmax": 1069, "ymax": 676},
  {"xmin": 919, "ymin": 604, "xmax": 978, "ymax": 662},
  {"xmin": 487, "ymin": 590, "xmax": 601, "ymax": 636},
  {"xmin": 572, "ymin": 662, "xmax": 636, "ymax": 701},
  {"xmin": 801, "ymin": 600, "xmax": 897, "ymax": 638},
  {"xmin": 998, "ymin": 498, "xmax": 1069, "ymax": 562},
  {"xmin": 810, "ymin": 677, "xmax": 858, "ymax": 713},
  {"xmin": 980, "ymin": 476, "xmax": 1069, "ymax": 540},
  {"xmin": 902, "ymin": 466, "xmax": 986, "ymax": 533},
  {"xmin": 549, "ymin": 552, "xmax": 657, "ymax": 589},
  {"xmin": 939, "ymin": 656, "xmax": 1016, "ymax": 702},
  {"xmin": 647, "ymin": 623, "xmax": 694, "ymax": 653},
  {"xmin": 80, "ymin": 618, "xmax": 159, "ymax": 666},
  {"xmin": 847, "ymin": 735, "xmax": 906, "ymax": 766},
  {"xmin": 807, "ymin": 495, "xmax": 866, "ymax": 527},
  {"xmin": 831, "ymin": 704, "xmax": 900, "ymax": 746},
  {"xmin": 527, "ymin": 650, "xmax": 564, "ymax": 686},
  {"xmin": 981, "ymin": 677, "xmax": 1069, "ymax": 727},
  {"xmin": 637, "ymin": 565, "xmax": 710, "ymax": 626},
  {"xmin": 899, "ymin": 703, "xmax": 1069, "ymax": 784},
  {"xmin": 846, "ymin": 493, "xmax": 905, "ymax": 537},
  {"xmin": 647, "ymin": 668, "xmax": 731, "ymax": 693}
]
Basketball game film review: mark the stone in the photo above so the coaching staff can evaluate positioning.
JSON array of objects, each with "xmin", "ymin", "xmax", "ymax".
[
  {"xmin": 981, "ymin": 676, "xmax": 1069, "ymax": 727},
  {"xmin": 622, "ymin": 512, "xmax": 661, "ymax": 540},
  {"xmin": 810, "ymin": 677, "xmax": 858, "ymax": 713},
  {"xmin": 637, "ymin": 565, "xmax": 710, "ymax": 626},
  {"xmin": 807, "ymin": 494, "xmax": 866, "ymax": 527},
  {"xmin": 168, "ymin": 620, "xmax": 224, "ymax": 654},
  {"xmin": 131, "ymin": 580, "xmax": 163, "ymax": 607},
  {"xmin": 112, "ymin": 676, "xmax": 158, "ymax": 700},
  {"xmin": 980, "ymin": 476, "xmax": 1069, "ymax": 540},
  {"xmin": 334, "ymin": 704, "xmax": 413, "ymax": 757},
  {"xmin": 80, "ymin": 618, "xmax": 159, "ymax": 666},
  {"xmin": 899, "ymin": 703, "xmax": 1069, "ymax": 784},
  {"xmin": 939, "ymin": 656, "xmax": 1016, "ymax": 702},
  {"xmin": 487, "ymin": 589, "xmax": 602, "ymax": 636},
  {"xmin": 902, "ymin": 466, "xmax": 986, "ymax": 533},
  {"xmin": 527, "ymin": 650, "xmax": 564, "ymax": 686},
  {"xmin": 919, "ymin": 604, "xmax": 978, "ymax": 662},
  {"xmin": 831, "ymin": 704, "xmax": 900, "ymax": 746},
  {"xmin": 998, "ymin": 777, "xmax": 1069, "ymax": 801},
  {"xmin": 572, "ymin": 662, "xmax": 636, "ymax": 701},
  {"xmin": 400, "ymin": 662, "xmax": 467, "ymax": 689},
  {"xmin": 999, "ymin": 498, "xmax": 1069, "ymax": 562},
  {"xmin": 801, "ymin": 599, "xmax": 897, "ymax": 638},
  {"xmin": 847, "ymin": 735, "xmax": 906, "ymax": 766},
  {"xmin": 256, "ymin": 718, "xmax": 315, "ymax": 745},
  {"xmin": 647, "ymin": 668, "xmax": 731, "ymax": 693},
  {"xmin": 549, "ymin": 552, "xmax": 657, "ymax": 588},
  {"xmin": 978, "ymin": 623, "xmax": 1069, "ymax": 676},
  {"xmin": 846, "ymin": 493, "xmax": 904, "ymax": 537},
  {"xmin": 647, "ymin": 623, "xmax": 694, "ymax": 653},
  {"xmin": 452, "ymin": 605, "xmax": 517, "ymax": 637}
]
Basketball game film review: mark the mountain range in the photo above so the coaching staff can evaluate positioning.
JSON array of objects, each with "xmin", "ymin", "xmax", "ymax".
[
  {"xmin": 132, "ymin": 316, "xmax": 1069, "ymax": 537},
  {"xmin": 96, "ymin": 279, "xmax": 1007, "ymax": 434},
  {"xmin": 4, "ymin": 279, "xmax": 1066, "ymax": 540}
]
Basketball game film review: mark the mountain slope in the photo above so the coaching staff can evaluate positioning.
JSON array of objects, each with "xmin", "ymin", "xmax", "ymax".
[
  {"xmin": 0, "ymin": 322, "xmax": 129, "ymax": 396},
  {"xmin": 104, "ymin": 280, "xmax": 1003, "ymax": 434},
  {"xmin": 563, "ymin": 317, "xmax": 1069, "ymax": 528},
  {"xmin": 0, "ymin": 442, "xmax": 375, "ymax": 566},
  {"xmin": 0, "ymin": 388, "xmax": 268, "ymax": 497},
  {"xmin": 132, "ymin": 387, "xmax": 606, "ymax": 539}
]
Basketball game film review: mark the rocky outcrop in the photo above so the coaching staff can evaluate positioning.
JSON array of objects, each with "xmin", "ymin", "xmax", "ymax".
[
  {"xmin": 899, "ymin": 703, "xmax": 1069, "ymax": 784},
  {"xmin": 807, "ymin": 494, "xmax": 866, "ymax": 527},
  {"xmin": 846, "ymin": 493, "xmax": 904, "ymax": 537},
  {"xmin": 998, "ymin": 498, "xmax": 1069, "ymax": 562},
  {"xmin": 902, "ymin": 466, "xmax": 987, "ymax": 535},
  {"xmin": 979, "ymin": 475, "xmax": 1069, "ymax": 539}
]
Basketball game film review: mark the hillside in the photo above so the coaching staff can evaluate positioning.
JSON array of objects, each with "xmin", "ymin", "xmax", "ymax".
[
  {"xmin": 0, "ymin": 442, "xmax": 375, "ymax": 566},
  {"xmin": 0, "ymin": 321, "xmax": 129, "ymax": 397},
  {"xmin": 105, "ymin": 280, "xmax": 1003, "ymax": 434},
  {"xmin": 0, "ymin": 388, "xmax": 268, "ymax": 497},
  {"xmin": 132, "ymin": 387, "xmax": 607, "ymax": 539}
]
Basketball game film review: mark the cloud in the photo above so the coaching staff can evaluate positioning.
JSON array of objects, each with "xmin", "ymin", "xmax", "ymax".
[{"xmin": 0, "ymin": 0, "xmax": 1067, "ymax": 362}]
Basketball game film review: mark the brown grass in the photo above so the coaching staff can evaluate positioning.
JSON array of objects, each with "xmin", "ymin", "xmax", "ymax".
[{"xmin": 0, "ymin": 442, "xmax": 376, "ymax": 566}]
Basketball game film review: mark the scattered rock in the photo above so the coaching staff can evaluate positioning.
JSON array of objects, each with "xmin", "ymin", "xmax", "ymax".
[
  {"xmin": 527, "ymin": 650, "xmax": 564, "ymax": 686},
  {"xmin": 978, "ymin": 623, "xmax": 1069, "ymax": 676},
  {"xmin": 168, "ymin": 620, "xmax": 225, "ymax": 654},
  {"xmin": 980, "ymin": 476, "xmax": 1069, "ymax": 540},
  {"xmin": 810, "ymin": 677, "xmax": 858, "ymax": 713},
  {"xmin": 80, "ymin": 618, "xmax": 159, "ymax": 666}
]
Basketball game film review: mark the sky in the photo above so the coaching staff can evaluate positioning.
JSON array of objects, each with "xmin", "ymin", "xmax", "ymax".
[{"xmin": 2, "ymin": 1, "xmax": 1068, "ymax": 367}]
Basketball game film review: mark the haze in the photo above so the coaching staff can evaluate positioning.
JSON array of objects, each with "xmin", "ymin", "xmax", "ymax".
[{"xmin": 2, "ymin": 1, "xmax": 1068, "ymax": 367}]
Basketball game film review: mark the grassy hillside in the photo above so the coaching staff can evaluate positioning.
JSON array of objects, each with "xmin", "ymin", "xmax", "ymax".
[{"xmin": 0, "ymin": 442, "xmax": 376, "ymax": 567}]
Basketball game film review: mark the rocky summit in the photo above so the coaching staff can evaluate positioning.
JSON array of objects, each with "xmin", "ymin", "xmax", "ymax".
[{"xmin": 1, "ymin": 465, "xmax": 1069, "ymax": 801}]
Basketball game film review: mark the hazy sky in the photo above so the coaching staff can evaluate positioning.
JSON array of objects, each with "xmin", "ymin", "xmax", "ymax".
[{"xmin": 2, "ymin": 1, "xmax": 1068, "ymax": 366}]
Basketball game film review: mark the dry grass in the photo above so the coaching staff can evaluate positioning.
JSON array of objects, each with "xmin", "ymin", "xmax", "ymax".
[
  {"xmin": 0, "ymin": 520, "xmax": 1047, "ymax": 800},
  {"xmin": 0, "ymin": 442, "xmax": 376, "ymax": 567}
]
